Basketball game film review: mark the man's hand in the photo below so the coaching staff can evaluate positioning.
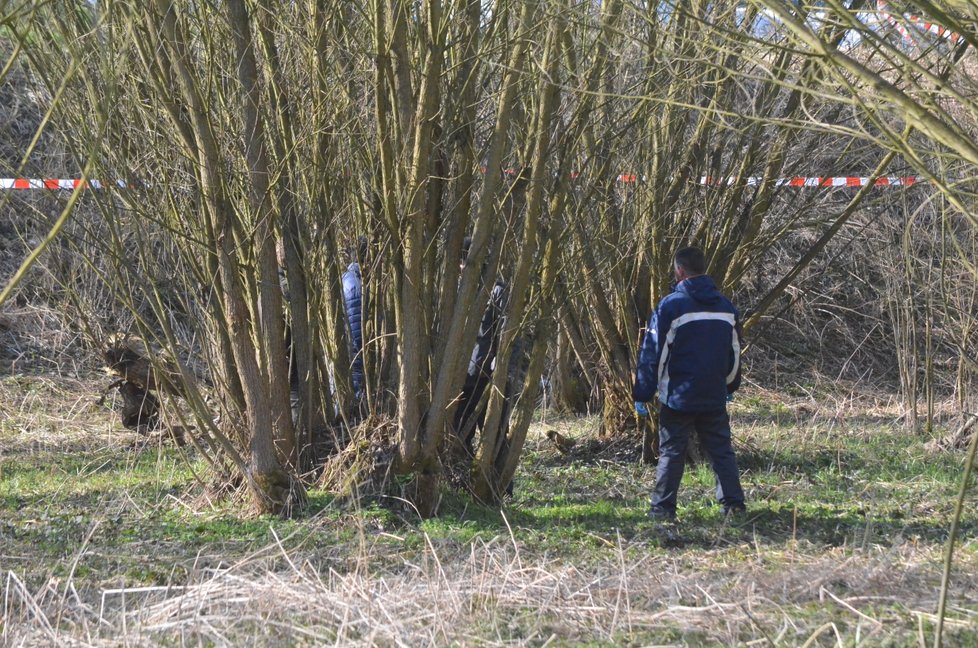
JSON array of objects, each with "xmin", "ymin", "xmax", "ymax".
[{"xmin": 635, "ymin": 401, "xmax": 650, "ymax": 418}]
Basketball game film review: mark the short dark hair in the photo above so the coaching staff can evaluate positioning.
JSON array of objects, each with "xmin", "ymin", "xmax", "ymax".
[{"xmin": 674, "ymin": 246, "xmax": 707, "ymax": 275}]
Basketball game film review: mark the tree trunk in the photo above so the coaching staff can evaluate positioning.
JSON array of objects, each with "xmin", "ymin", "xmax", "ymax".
[
  {"xmin": 228, "ymin": 0, "xmax": 297, "ymax": 468},
  {"xmin": 553, "ymin": 327, "xmax": 590, "ymax": 414},
  {"xmin": 640, "ymin": 411, "xmax": 659, "ymax": 465},
  {"xmin": 600, "ymin": 382, "xmax": 638, "ymax": 437}
]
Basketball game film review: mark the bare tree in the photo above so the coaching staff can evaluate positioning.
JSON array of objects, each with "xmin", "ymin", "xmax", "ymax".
[
  {"xmin": 0, "ymin": 2, "xmax": 94, "ymax": 307},
  {"xmin": 546, "ymin": 1, "xmax": 897, "ymax": 441},
  {"xmin": 16, "ymin": 0, "xmax": 581, "ymax": 513},
  {"xmin": 16, "ymin": 0, "xmax": 977, "ymax": 529},
  {"xmin": 746, "ymin": 2, "xmax": 978, "ymax": 642}
]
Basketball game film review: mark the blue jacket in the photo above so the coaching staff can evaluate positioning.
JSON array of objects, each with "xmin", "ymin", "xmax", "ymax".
[
  {"xmin": 633, "ymin": 275, "xmax": 742, "ymax": 412},
  {"xmin": 342, "ymin": 263, "xmax": 366, "ymax": 396}
]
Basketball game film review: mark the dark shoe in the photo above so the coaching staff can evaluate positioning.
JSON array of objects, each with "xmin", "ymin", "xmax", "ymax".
[
  {"xmin": 722, "ymin": 504, "xmax": 747, "ymax": 517},
  {"xmin": 648, "ymin": 506, "xmax": 676, "ymax": 522}
]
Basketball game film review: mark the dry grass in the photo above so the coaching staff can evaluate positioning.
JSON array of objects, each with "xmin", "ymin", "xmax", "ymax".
[
  {"xmin": 3, "ymin": 373, "xmax": 978, "ymax": 645},
  {"xmin": 0, "ymin": 302, "xmax": 92, "ymax": 377},
  {"xmin": 3, "ymin": 526, "xmax": 975, "ymax": 646}
]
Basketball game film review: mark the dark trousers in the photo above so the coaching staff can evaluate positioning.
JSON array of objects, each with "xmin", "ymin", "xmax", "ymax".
[
  {"xmin": 651, "ymin": 405, "xmax": 745, "ymax": 514},
  {"xmin": 454, "ymin": 374, "xmax": 490, "ymax": 454}
]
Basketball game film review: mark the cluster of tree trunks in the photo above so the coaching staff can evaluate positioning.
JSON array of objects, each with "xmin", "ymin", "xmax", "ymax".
[{"xmin": 8, "ymin": 0, "xmax": 977, "ymax": 518}]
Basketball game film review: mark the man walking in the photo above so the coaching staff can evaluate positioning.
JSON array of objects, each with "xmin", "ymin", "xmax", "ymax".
[{"xmin": 633, "ymin": 246, "xmax": 746, "ymax": 520}]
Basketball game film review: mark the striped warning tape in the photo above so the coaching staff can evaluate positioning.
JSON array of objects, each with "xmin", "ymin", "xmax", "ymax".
[
  {"xmin": 0, "ymin": 179, "xmax": 128, "ymax": 189},
  {"xmin": 907, "ymin": 14, "xmax": 963, "ymax": 44},
  {"xmin": 1, "ymin": 176, "xmax": 923, "ymax": 190},
  {"xmin": 877, "ymin": 0, "xmax": 963, "ymax": 45},
  {"xmin": 694, "ymin": 176, "xmax": 921, "ymax": 187},
  {"xmin": 878, "ymin": 1, "xmax": 915, "ymax": 43}
]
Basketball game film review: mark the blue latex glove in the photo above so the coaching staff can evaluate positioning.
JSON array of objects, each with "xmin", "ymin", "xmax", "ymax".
[
  {"xmin": 635, "ymin": 401, "xmax": 649, "ymax": 418},
  {"xmin": 726, "ymin": 393, "xmax": 735, "ymax": 403}
]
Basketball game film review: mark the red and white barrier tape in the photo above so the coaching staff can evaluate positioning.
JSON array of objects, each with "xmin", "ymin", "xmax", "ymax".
[
  {"xmin": 878, "ymin": 1, "xmax": 914, "ymax": 43},
  {"xmin": 1, "ymin": 176, "xmax": 923, "ymax": 190},
  {"xmin": 694, "ymin": 176, "xmax": 921, "ymax": 187},
  {"xmin": 877, "ymin": 1, "xmax": 963, "ymax": 45},
  {"xmin": 0, "ymin": 179, "xmax": 128, "ymax": 190}
]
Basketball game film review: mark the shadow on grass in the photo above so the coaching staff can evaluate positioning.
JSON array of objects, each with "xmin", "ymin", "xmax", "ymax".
[
  {"xmin": 534, "ymin": 435, "xmax": 861, "ymax": 473},
  {"xmin": 533, "ymin": 435, "xmax": 644, "ymax": 467},
  {"xmin": 736, "ymin": 446, "xmax": 854, "ymax": 473},
  {"xmin": 732, "ymin": 410, "xmax": 909, "ymax": 428},
  {"xmin": 428, "ymin": 492, "xmax": 972, "ymax": 552}
]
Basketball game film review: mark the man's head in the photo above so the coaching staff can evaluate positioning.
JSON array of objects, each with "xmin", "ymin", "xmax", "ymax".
[{"xmin": 673, "ymin": 246, "xmax": 707, "ymax": 283}]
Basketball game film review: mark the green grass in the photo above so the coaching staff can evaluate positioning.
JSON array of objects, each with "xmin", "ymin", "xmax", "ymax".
[{"xmin": 2, "ymin": 376, "xmax": 977, "ymax": 645}]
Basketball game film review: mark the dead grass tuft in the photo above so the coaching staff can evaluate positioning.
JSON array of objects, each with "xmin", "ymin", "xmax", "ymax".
[
  {"xmin": 3, "ymin": 529, "xmax": 975, "ymax": 646},
  {"xmin": 319, "ymin": 415, "xmax": 399, "ymax": 501},
  {"xmin": 0, "ymin": 371, "xmax": 113, "ymax": 446},
  {"xmin": 0, "ymin": 301, "xmax": 94, "ymax": 377}
]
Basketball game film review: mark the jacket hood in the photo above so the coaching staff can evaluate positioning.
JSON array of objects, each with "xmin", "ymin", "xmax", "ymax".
[{"xmin": 677, "ymin": 274, "xmax": 721, "ymax": 305}]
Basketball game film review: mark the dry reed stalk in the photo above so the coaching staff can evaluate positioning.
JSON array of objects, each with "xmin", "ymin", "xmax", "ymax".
[{"xmin": 3, "ymin": 531, "xmax": 975, "ymax": 646}]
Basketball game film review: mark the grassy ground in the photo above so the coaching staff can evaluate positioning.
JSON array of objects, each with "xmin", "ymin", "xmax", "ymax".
[{"xmin": 2, "ymin": 372, "xmax": 977, "ymax": 646}]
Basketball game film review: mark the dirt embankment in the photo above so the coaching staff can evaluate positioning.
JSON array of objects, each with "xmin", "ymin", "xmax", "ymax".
[{"xmin": 1, "ymin": 41, "xmax": 89, "ymax": 376}]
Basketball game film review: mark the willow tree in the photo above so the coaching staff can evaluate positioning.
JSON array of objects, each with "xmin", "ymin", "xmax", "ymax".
[
  {"xmin": 744, "ymin": 2, "xmax": 978, "ymax": 642},
  {"xmin": 370, "ymin": 0, "xmax": 590, "ymax": 507},
  {"xmin": 20, "ymin": 0, "xmax": 395, "ymax": 514},
  {"xmin": 546, "ymin": 0, "xmax": 899, "ymax": 437},
  {"xmin": 19, "ymin": 0, "xmax": 584, "ymax": 514}
]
